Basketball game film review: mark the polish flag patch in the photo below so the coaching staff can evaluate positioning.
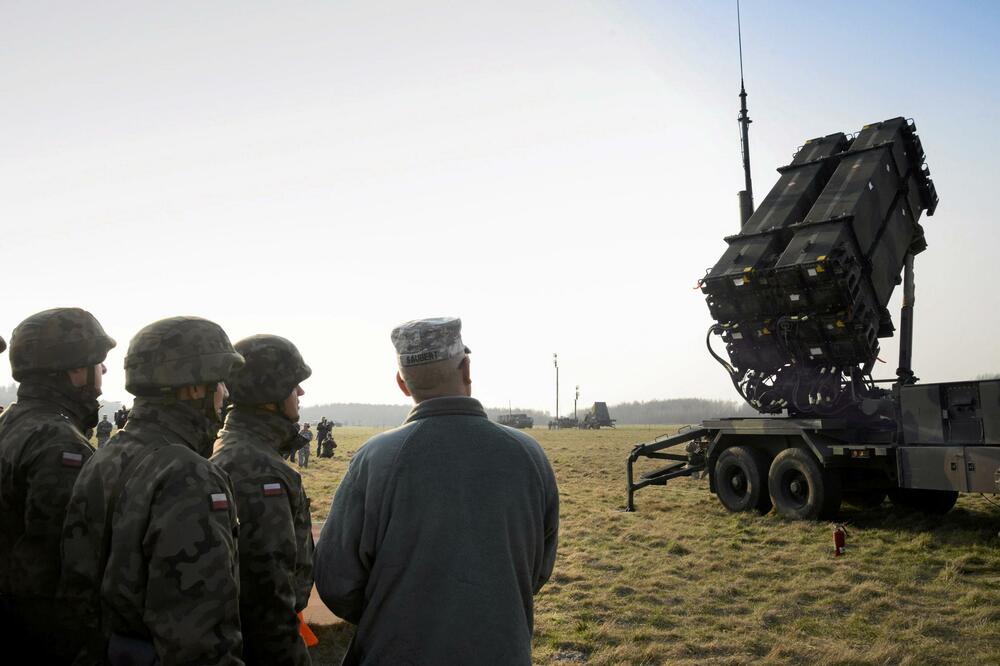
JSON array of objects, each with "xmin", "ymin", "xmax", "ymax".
[
  {"xmin": 262, "ymin": 482, "xmax": 285, "ymax": 497},
  {"xmin": 61, "ymin": 452, "xmax": 84, "ymax": 468},
  {"xmin": 210, "ymin": 493, "xmax": 230, "ymax": 511}
]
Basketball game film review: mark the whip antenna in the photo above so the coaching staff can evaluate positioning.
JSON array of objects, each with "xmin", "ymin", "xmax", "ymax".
[{"xmin": 737, "ymin": 0, "xmax": 754, "ymax": 227}]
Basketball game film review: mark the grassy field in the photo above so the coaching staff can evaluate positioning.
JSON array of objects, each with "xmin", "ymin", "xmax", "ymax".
[{"xmin": 300, "ymin": 426, "xmax": 1000, "ymax": 665}]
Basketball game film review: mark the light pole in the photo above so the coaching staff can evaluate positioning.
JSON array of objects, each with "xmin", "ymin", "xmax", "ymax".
[
  {"xmin": 553, "ymin": 353, "xmax": 559, "ymax": 425},
  {"xmin": 574, "ymin": 385, "xmax": 580, "ymax": 421}
]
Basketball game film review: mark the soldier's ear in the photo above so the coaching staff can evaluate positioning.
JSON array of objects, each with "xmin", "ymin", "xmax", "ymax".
[
  {"xmin": 460, "ymin": 357, "xmax": 471, "ymax": 386},
  {"xmin": 396, "ymin": 371, "xmax": 412, "ymax": 397}
]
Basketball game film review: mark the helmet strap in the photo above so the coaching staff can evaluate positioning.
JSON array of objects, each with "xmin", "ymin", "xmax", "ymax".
[
  {"xmin": 33, "ymin": 368, "xmax": 102, "ymax": 429},
  {"xmin": 198, "ymin": 383, "xmax": 221, "ymax": 424},
  {"xmin": 175, "ymin": 384, "xmax": 223, "ymax": 458},
  {"xmin": 274, "ymin": 400, "xmax": 295, "ymax": 422}
]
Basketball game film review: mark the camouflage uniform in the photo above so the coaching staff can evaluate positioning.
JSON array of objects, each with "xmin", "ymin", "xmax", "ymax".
[
  {"xmin": 211, "ymin": 334, "xmax": 314, "ymax": 666},
  {"xmin": 0, "ymin": 309, "xmax": 114, "ymax": 663},
  {"xmin": 95, "ymin": 415, "xmax": 114, "ymax": 447},
  {"xmin": 59, "ymin": 316, "xmax": 245, "ymax": 666}
]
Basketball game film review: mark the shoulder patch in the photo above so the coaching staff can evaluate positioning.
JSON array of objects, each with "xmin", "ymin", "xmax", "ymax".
[
  {"xmin": 210, "ymin": 493, "xmax": 230, "ymax": 510},
  {"xmin": 262, "ymin": 482, "xmax": 285, "ymax": 497},
  {"xmin": 61, "ymin": 451, "xmax": 84, "ymax": 468}
]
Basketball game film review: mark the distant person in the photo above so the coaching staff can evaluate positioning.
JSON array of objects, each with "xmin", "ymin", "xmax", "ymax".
[
  {"xmin": 297, "ymin": 423, "xmax": 312, "ymax": 468},
  {"xmin": 113, "ymin": 404, "xmax": 129, "ymax": 430},
  {"xmin": 316, "ymin": 416, "xmax": 330, "ymax": 455},
  {"xmin": 211, "ymin": 335, "xmax": 314, "ymax": 665},
  {"xmin": 319, "ymin": 432, "xmax": 337, "ymax": 458},
  {"xmin": 315, "ymin": 317, "xmax": 559, "ymax": 665},
  {"xmin": 95, "ymin": 414, "xmax": 113, "ymax": 448}
]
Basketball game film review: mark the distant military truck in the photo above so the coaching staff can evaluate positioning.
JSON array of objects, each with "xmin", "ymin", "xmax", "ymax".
[
  {"xmin": 498, "ymin": 413, "xmax": 534, "ymax": 429},
  {"xmin": 581, "ymin": 402, "xmax": 615, "ymax": 429}
]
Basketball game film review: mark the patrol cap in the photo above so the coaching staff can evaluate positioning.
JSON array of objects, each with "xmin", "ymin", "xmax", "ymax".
[{"xmin": 391, "ymin": 317, "xmax": 471, "ymax": 368}]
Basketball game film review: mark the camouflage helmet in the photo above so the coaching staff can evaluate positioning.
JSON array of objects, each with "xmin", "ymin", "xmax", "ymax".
[
  {"xmin": 227, "ymin": 334, "xmax": 312, "ymax": 405},
  {"xmin": 0, "ymin": 336, "xmax": 5, "ymax": 354},
  {"xmin": 10, "ymin": 308, "xmax": 116, "ymax": 381},
  {"xmin": 124, "ymin": 316, "xmax": 244, "ymax": 396}
]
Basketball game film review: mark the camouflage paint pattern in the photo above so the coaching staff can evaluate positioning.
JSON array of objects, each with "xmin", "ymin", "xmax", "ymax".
[
  {"xmin": 212, "ymin": 406, "xmax": 314, "ymax": 665},
  {"xmin": 227, "ymin": 335, "xmax": 312, "ymax": 406},
  {"xmin": 0, "ymin": 381, "xmax": 96, "ymax": 659},
  {"xmin": 124, "ymin": 316, "xmax": 244, "ymax": 395},
  {"xmin": 390, "ymin": 316, "xmax": 470, "ymax": 367},
  {"xmin": 9, "ymin": 307, "xmax": 115, "ymax": 380},
  {"xmin": 60, "ymin": 398, "xmax": 243, "ymax": 666}
]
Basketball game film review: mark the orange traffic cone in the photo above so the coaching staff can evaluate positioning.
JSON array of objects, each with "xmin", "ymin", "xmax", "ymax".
[{"xmin": 299, "ymin": 612, "xmax": 319, "ymax": 647}]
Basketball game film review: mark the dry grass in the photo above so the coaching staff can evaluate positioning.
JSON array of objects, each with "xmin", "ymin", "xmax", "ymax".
[{"xmin": 300, "ymin": 426, "xmax": 1000, "ymax": 665}]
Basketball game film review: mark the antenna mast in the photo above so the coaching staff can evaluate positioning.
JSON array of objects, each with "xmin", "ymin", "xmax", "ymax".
[{"xmin": 737, "ymin": 0, "xmax": 754, "ymax": 227}]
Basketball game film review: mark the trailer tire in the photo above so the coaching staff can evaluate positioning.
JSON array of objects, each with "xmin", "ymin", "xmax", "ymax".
[
  {"xmin": 767, "ymin": 448, "xmax": 842, "ymax": 520},
  {"xmin": 714, "ymin": 446, "xmax": 772, "ymax": 514},
  {"xmin": 887, "ymin": 488, "xmax": 958, "ymax": 515}
]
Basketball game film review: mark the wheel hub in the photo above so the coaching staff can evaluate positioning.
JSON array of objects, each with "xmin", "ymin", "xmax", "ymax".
[{"xmin": 785, "ymin": 471, "xmax": 809, "ymax": 506}]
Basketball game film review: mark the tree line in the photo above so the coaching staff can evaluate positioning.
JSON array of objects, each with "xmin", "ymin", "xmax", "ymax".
[{"xmin": 298, "ymin": 398, "xmax": 756, "ymax": 428}]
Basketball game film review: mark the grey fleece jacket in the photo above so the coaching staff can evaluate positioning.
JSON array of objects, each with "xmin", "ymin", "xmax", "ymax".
[{"xmin": 315, "ymin": 396, "xmax": 559, "ymax": 666}]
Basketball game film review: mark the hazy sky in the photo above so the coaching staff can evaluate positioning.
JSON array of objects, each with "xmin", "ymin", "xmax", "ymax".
[{"xmin": 2, "ymin": 1, "xmax": 998, "ymax": 412}]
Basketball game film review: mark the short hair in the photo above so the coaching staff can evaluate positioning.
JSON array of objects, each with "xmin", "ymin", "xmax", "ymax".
[{"xmin": 400, "ymin": 355, "xmax": 467, "ymax": 394}]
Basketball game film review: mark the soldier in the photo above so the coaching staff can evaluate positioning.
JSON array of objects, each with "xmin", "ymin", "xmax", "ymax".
[
  {"xmin": 211, "ymin": 335, "xmax": 314, "ymax": 665},
  {"xmin": 297, "ymin": 423, "xmax": 312, "ymax": 468},
  {"xmin": 113, "ymin": 404, "xmax": 129, "ymax": 430},
  {"xmin": 59, "ymin": 316, "xmax": 245, "ymax": 665},
  {"xmin": 0, "ymin": 308, "xmax": 115, "ymax": 664},
  {"xmin": 316, "ymin": 416, "xmax": 329, "ymax": 456},
  {"xmin": 319, "ymin": 432, "xmax": 337, "ymax": 458},
  {"xmin": 315, "ymin": 317, "xmax": 560, "ymax": 665},
  {"xmin": 95, "ymin": 414, "xmax": 114, "ymax": 447}
]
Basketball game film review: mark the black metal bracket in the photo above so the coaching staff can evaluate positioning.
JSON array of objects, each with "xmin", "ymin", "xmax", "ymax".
[{"xmin": 625, "ymin": 427, "xmax": 710, "ymax": 511}]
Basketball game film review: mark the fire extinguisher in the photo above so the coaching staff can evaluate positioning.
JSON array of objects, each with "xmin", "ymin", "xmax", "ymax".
[{"xmin": 833, "ymin": 524, "xmax": 848, "ymax": 556}]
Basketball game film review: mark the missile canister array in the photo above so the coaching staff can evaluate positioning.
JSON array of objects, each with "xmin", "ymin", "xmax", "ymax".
[{"xmin": 700, "ymin": 118, "xmax": 938, "ymax": 413}]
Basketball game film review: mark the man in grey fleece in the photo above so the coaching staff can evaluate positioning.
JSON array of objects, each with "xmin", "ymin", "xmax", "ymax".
[{"xmin": 314, "ymin": 317, "xmax": 559, "ymax": 665}]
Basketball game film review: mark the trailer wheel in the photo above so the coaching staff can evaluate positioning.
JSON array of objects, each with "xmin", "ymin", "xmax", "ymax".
[
  {"xmin": 714, "ymin": 446, "xmax": 772, "ymax": 514},
  {"xmin": 887, "ymin": 488, "xmax": 958, "ymax": 515},
  {"xmin": 767, "ymin": 448, "xmax": 842, "ymax": 520}
]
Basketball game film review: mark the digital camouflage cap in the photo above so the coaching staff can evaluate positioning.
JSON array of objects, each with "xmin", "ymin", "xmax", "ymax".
[
  {"xmin": 124, "ymin": 316, "xmax": 244, "ymax": 396},
  {"xmin": 391, "ymin": 317, "xmax": 470, "ymax": 367},
  {"xmin": 227, "ymin": 334, "xmax": 312, "ymax": 405},
  {"xmin": 9, "ymin": 307, "xmax": 116, "ymax": 380}
]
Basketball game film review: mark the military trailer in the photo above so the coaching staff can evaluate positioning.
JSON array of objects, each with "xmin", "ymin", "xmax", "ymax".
[
  {"xmin": 626, "ymin": 117, "xmax": 1000, "ymax": 519},
  {"xmin": 580, "ymin": 402, "xmax": 615, "ymax": 429},
  {"xmin": 498, "ymin": 413, "xmax": 534, "ymax": 429},
  {"xmin": 548, "ymin": 417, "xmax": 579, "ymax": 430}
]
